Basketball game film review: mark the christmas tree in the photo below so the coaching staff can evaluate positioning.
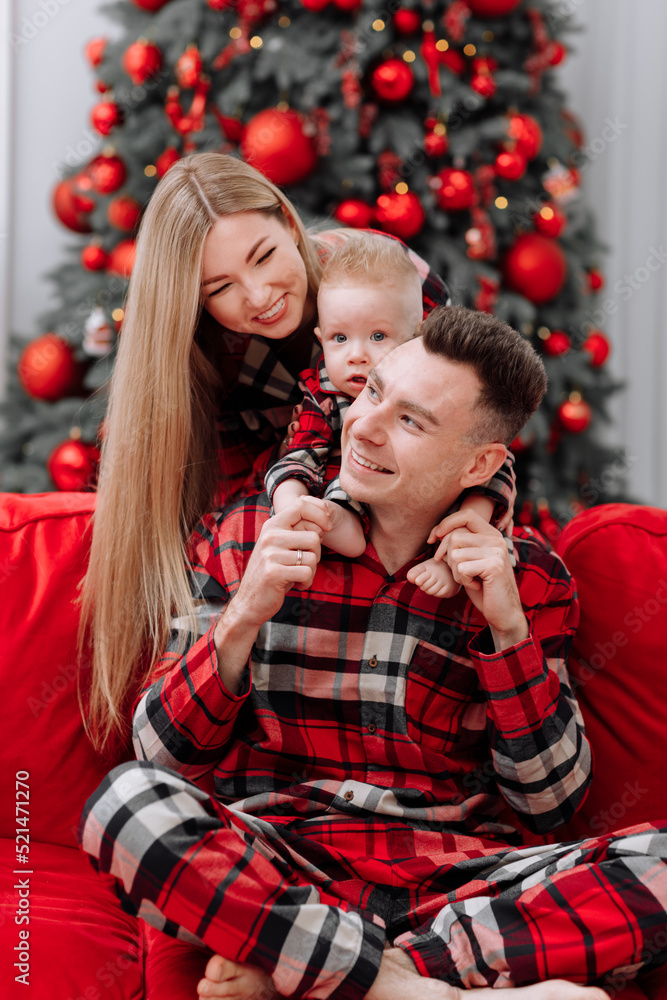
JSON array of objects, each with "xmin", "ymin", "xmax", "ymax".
[{"xmin": 0, "ymin": 0, "xmax": 624, "ymax": 533}]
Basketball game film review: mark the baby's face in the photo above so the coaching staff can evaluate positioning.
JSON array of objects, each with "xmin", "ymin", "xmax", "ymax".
[{"xmin": 316, "ymin": 280, "xmax": 421, "ymax": 397}]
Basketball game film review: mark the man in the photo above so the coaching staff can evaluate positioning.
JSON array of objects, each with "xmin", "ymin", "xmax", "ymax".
[{"xmin": 80, "ymin": 307, "xmax": 666, "ymax": 1000}]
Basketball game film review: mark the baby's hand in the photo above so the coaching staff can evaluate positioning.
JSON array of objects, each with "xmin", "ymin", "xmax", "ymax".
[
  {"xmin": 407, "ymin": 557, "xmax": 461, "ymax": 599},
  {"xmin": 279, "ymin": 403, "xmax": 304, "ymax": 458}
]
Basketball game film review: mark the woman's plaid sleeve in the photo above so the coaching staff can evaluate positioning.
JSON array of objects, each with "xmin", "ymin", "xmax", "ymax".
[
  {"xmin": 468, "ymin": 536, "xmax": 592, "ymax": 835},
  {"xmin": 132, "ymin": 511, "xmax": 253, "ymax": 778}
]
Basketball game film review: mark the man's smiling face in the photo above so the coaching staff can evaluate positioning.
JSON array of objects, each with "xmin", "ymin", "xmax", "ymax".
[{"xmin": 339, "ymin": 337, "xmax": 485, "ymax": 518}]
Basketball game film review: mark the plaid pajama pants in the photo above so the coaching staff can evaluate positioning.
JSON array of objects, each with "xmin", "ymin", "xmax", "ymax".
[{"xmin": 80, "ymin": 761, "xmax": 667, "ymax": 999}]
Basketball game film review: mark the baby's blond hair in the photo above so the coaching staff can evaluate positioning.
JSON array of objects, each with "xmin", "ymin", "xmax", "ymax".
[{"xmin": 319, "ymin": 232, "xmax": 421, "ymax": 293}]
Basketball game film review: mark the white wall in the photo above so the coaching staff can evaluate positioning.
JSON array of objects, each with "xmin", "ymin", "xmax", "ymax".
[{"xmin": 1, "ymin": 0, "xmax": 666, "ymax": 505}]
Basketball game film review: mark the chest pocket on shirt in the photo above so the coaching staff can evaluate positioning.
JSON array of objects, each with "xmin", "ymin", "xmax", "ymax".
[{"xmin": 405, "ymin": 640, "xmax": 480, "ymax": 754}]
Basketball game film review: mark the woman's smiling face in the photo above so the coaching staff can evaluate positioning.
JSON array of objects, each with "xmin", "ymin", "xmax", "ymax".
[{"xmin": 200, "ymin": 209, "xmax": 310, "ymax": 338}]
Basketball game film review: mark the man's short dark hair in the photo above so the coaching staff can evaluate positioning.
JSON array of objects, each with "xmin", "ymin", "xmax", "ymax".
[{"xmin": 421, "ymin": 305, "xmax": 547, "ymax": 446}]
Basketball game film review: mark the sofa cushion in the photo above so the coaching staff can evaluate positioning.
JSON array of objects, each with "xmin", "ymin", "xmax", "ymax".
[
  {"xmin": 0, "ymin": 839, "xmax": 143, "ymax": 1000},
  {"xmin": 555, "ymin": 504, "xmax": 667, "ymax": 841},
  {"xmin": 0, "ymin": 492, "xmax": 133, "ymax": 850}
]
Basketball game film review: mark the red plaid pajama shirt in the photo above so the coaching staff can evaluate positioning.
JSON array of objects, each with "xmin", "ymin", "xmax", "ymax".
[
  {"xmin": 214, "ymin": 229, "xmax": 452, "ymax": 504},
  {"xmin": 80, "ymin": 496, "xmax": 667, "ymax": 996}
]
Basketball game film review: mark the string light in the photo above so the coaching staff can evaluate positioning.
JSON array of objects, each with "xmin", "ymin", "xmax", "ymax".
[
  {"xmin": 482, "ymin": 30, "xmax": 494, "ymax": 42},
  {"xmin": 250, "ymin": 36, "xmax": 263, "ymax": 48},
  {"xmin": 230, "ymin": 26, "xmax": 242, "ymax": 39},
  {"xmin": 372, "ymin": 18, "xmax": 385, "ymax": 30},
  {"xmin": 403, "ymin": 50, "xmax": 415, "ymax": 62},
  {"xmin": 112, "ymin": 308, "xmax": 124, "ymax": 322},
  {"xmin": 463, "ymin": 43, "xmax": 477, "ymax": 56},
  {"xmin": 537, "ymin": 326, "xmax": 551, "ymax": 339},
  {"xmin": 433, "ymin": 123, "xmax": 446, "ymax": 136},
  {"xmin": 540, "ymin": 206, "xmax": 555, "ymax": 220},
  {"xmin": 435, "ymin": 40, "xmax": 449, "ymax": 52},
  {"xmin": 495, "ymin": 196, "xmax": 508, "ymax": 209},
  {"xmin": 395, "ymin": 182, "xmax": 408, "ymax": 194},
  {"xmin": 144, "ymin": 164, "xmax": 157, "ymax": 177},
  {"xmin": 278, "ymin": 15, "xmax": 290, "ymax": 26}
]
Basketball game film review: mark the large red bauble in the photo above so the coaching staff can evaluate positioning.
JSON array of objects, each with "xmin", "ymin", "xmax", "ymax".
[
  {"xmin": 176, "ymin": 45, "xmax": 203, "ymax": 89},
  {"xmin": 583, "ymin": 330, "xmax": 611, "ymax": 367},
  {"xmin": 241, "ymin": 109, "xmax": 317, "ymax": 187},
  {"xmin": 52, "ymin": 177, "xmax": 94, "ymax": 233},
  {"xmin": 393, "ymin": 9, "xmax": 422, "ymax": 34},
  {"xmin": 558, "ymin": 396, "xmax": 592, "ymax": 434},
  {"xmin": 375, "ymin": 191, "xmax": 425, "ymax": 240},
  {"xmin": 108, "ymin": 239, "xmax": 137, "ymax": 277},
  {"xmin": 495, "ymin": 149, "xmax": 527, "ymax": 180},
  {"xmin": 542, "ymin": 330, "xmax": 570, "ymax": 357},
  {"xmin": 91, "ymin": 100, "xmax": 123, "ymax": 136},
  {"xmin": 81, "ymin": 244, "xmax": 110, "ymax": 271},
  {"xmin": 131, "ymin": 0, "xmax": 172, "ymax": 9},
  {"xmin": 87, "ymin": 153, "xmax": 127, "ymax": 194},
  {"xmin": 503, "ymin": 232, "xmax": 567, "ymax": 304},
  {"xmin": 506, "ymin": 113, "xmax": 543, "ymax": 160},
  {"xmin": 370, "ymin": 59, "xmax": 415, "ymax": 103},
  {"xmin": 467, "ymin": 0, "xmax": 522, "ymax": 15},
  {"xmin": 18, "ymin": 334, "xmax": 84, "ymax": 402},
  {"xmin": 122, "ymin": 39, "xmax": 163, "ymax": 85},
  {"xmin": 436, "ymin": 168, "xmax": 476, "ymax": 211},
  {"xmin": 85, "ymin": 37, "xmax": 107, "ymax": 68},
  {"xmin": 47, "ymin": 440, "xmax": 100, "ymax": 492},
  {"xmin": 156, "ymin": 147, "xmax": 181, "ymax": 177},
  {"xmin": 334, "ymin": 199, "xmax": 374, "ymax": 229},
  {"xmin": 107, "ymin": 195, "xmax": 142, "ymax": 231}
]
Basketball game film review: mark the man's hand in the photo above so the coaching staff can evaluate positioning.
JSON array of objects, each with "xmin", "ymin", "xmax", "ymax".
[
  {"xmin": 232, "ymin": 498, "xmax": 330, "ymax": 626},
  {"xmin": 431, "ymin": 509, "xmax": 529, "ymax": 651}
]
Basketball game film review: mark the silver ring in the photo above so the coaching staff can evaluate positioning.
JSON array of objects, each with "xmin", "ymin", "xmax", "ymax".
[{"xmin": 295, "ymin": 549, "xmax": 303, "ymax": 566}]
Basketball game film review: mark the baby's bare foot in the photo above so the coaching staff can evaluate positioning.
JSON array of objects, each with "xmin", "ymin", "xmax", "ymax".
[
  {"xmin": 407, "ymin": 558, "xmax": 461, "ymax": 599},
  {"xmin": 197, "ymin": 954, "xmax": 274, "ymax": 1000}
]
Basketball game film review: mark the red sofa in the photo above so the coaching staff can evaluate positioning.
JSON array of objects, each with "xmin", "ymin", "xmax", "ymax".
[{"xmin": 0, "ymin": 491, "xmax": 666, "ymax": 998}]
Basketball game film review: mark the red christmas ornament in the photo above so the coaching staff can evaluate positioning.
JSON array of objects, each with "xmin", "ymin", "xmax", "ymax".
[
  {"xmin": 548, "ymin": 41, "xmax": 567, "ymax": 66},
  {"xmin": 583, "ymin": 331, "xmax": 611, "ymax": 367},
  {"xmin": 87, "ymin": 153, "xmax": 127, "ymax": 194},
  {"xmin": 85, "ymin": 37, "xmax": 107, "ymax": 68},
  {"xmin": 212, "ymin": 113, "xmax": 244, "ymax": 142},
  {"xmin": 588, "ymin": 268, "xmax": 605, "ymax": 292},
  {"xmin": 474, "ymin": 274, "xmax": 500, "ymax": 313},
  {"xmin": 441, "ymin": 48, "xmax": 466, "ymax": 75},
  {"xmin": 91, "ymin": 100, "xmax": 124, "ymax": 136},
  {"xmin": 333, "ymin": 0, "xmax": 362, "ymax": 10},
  {"xmin": 334, "ymin": 200, "xmax": 374, "ymax": 229},
  {"xmin": 176, "ymin": 45, "xmax": 203, "ymax": 88},
  {"xmin": 423, "ymin": 127, "xmax": 448, "ymax": 158},
  {"xmin": 18, "ymin": 334, "xmax": 84, "ymax": 403},
  {"xmin": 301, "ymin": 0, "xmax": 330, "ymax": 9},
  {"xmin": 122, "ymin": 39, "xmax": 163, "ymax": 85},
  {"xmin": 155, "ymin": 147, "xmax": 181, "ymax": 177},
  {"xmin": 503, "ymin": 232, "xmax": 568, "ymax": 304},
  {"xmin": 47, "ymin": 440, "xmax": 100, "ymax": 492},
  {"xmin": 52, "ymin": 176, "xmax": 95, "ymax": 233},
  {"xmin": 81, "ymin": 244, "xmax": 110, "ymax": 271},
  {"xmin": 131, "ymin": 0, "xmax": 171, "ymax": 8},
  {"xmin": 558, "ymin": 394, "xmax": 592, "ymax": 434},
  {"xmin": 108, "ymin": 239, "xmax": 137, "ymax": 277},
  {"xmin": 370, "ymin": 59, "xmax": 415, "ymax": 103},
  {"xmin": 436, "ymin": 168, "xmax": 476, "ymax": 211},
  {"xmin": 465, "ymin": 206, "xmax": 496, "ymax": 261},
  {"xmin": 375, "ymin": 191, "xmax": 425, "ymax": 240},
  {"xmin": 95, "ymin": 80, "xmax": 111, "ymax": 94},
  {"xmin": 107, "ymin": 195, "xmax": 142, "ymax": 231},
  {"xmin": 533, "ymin": 202, "xmax": 567, "ymax": 238},
  {"xmin": 241, "ymin": 109, "xmax": 317, "ymax": 187},
  {"xmin": 467, "ymin": 0, "xmax": 522, "ymax": 15},
  {"xmin": 470, "ymin": 74, "xmax": 496, "ymax": 99},
  {"xmin": 393, "ymin": 9, "xmax": 422, "ymax": 34},
  {"xmin": 542, "ymin": 330, "xmax": 571, "ymax": 356},
  {"xmin": 495, "ymin": 149, "xmax": 527, "ymax": 180},
  {"xmin": 506, "ymin": 112, "xmax": 543, "ymax": 160}
]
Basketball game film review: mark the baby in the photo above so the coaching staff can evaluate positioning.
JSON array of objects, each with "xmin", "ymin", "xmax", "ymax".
[{"xmin": 265, "ymin": 233, "xmax": 510, "ymax": 598}]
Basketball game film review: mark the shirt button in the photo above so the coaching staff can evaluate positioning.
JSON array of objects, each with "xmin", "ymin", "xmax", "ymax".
[
  {"xmin": 369, "ymin": 656, "xmax": 378, "ymax": 668},
  {"xmin": 344, "ymin": 790, "xmax": 354, "ymax": 801},
  {"xmin": 367, "ymin": 723, "xmax": 377, "ymax": 734}
]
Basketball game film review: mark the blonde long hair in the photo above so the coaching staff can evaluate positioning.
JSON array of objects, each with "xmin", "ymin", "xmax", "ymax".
[{"xmin": 78, "ymin": 152, "xmax": 323, "ymax": 753}]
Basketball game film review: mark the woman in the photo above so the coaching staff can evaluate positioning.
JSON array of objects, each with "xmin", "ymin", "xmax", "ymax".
[{"xmin": 77, "ymin": 151, "xmax": 498, "ymax": 753}]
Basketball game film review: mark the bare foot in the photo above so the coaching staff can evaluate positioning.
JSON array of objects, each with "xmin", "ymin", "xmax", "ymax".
[
  {"xmin": 407, "ymin": 558, "xmax": 461, "ymax": 599},
  {"xmin": 197, "ymin": 954, "xmax": 275, "ymax": 1000},
  {"xmin": 369, "ymin": 948, "xmax": 609, "ymax": 1000}
]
